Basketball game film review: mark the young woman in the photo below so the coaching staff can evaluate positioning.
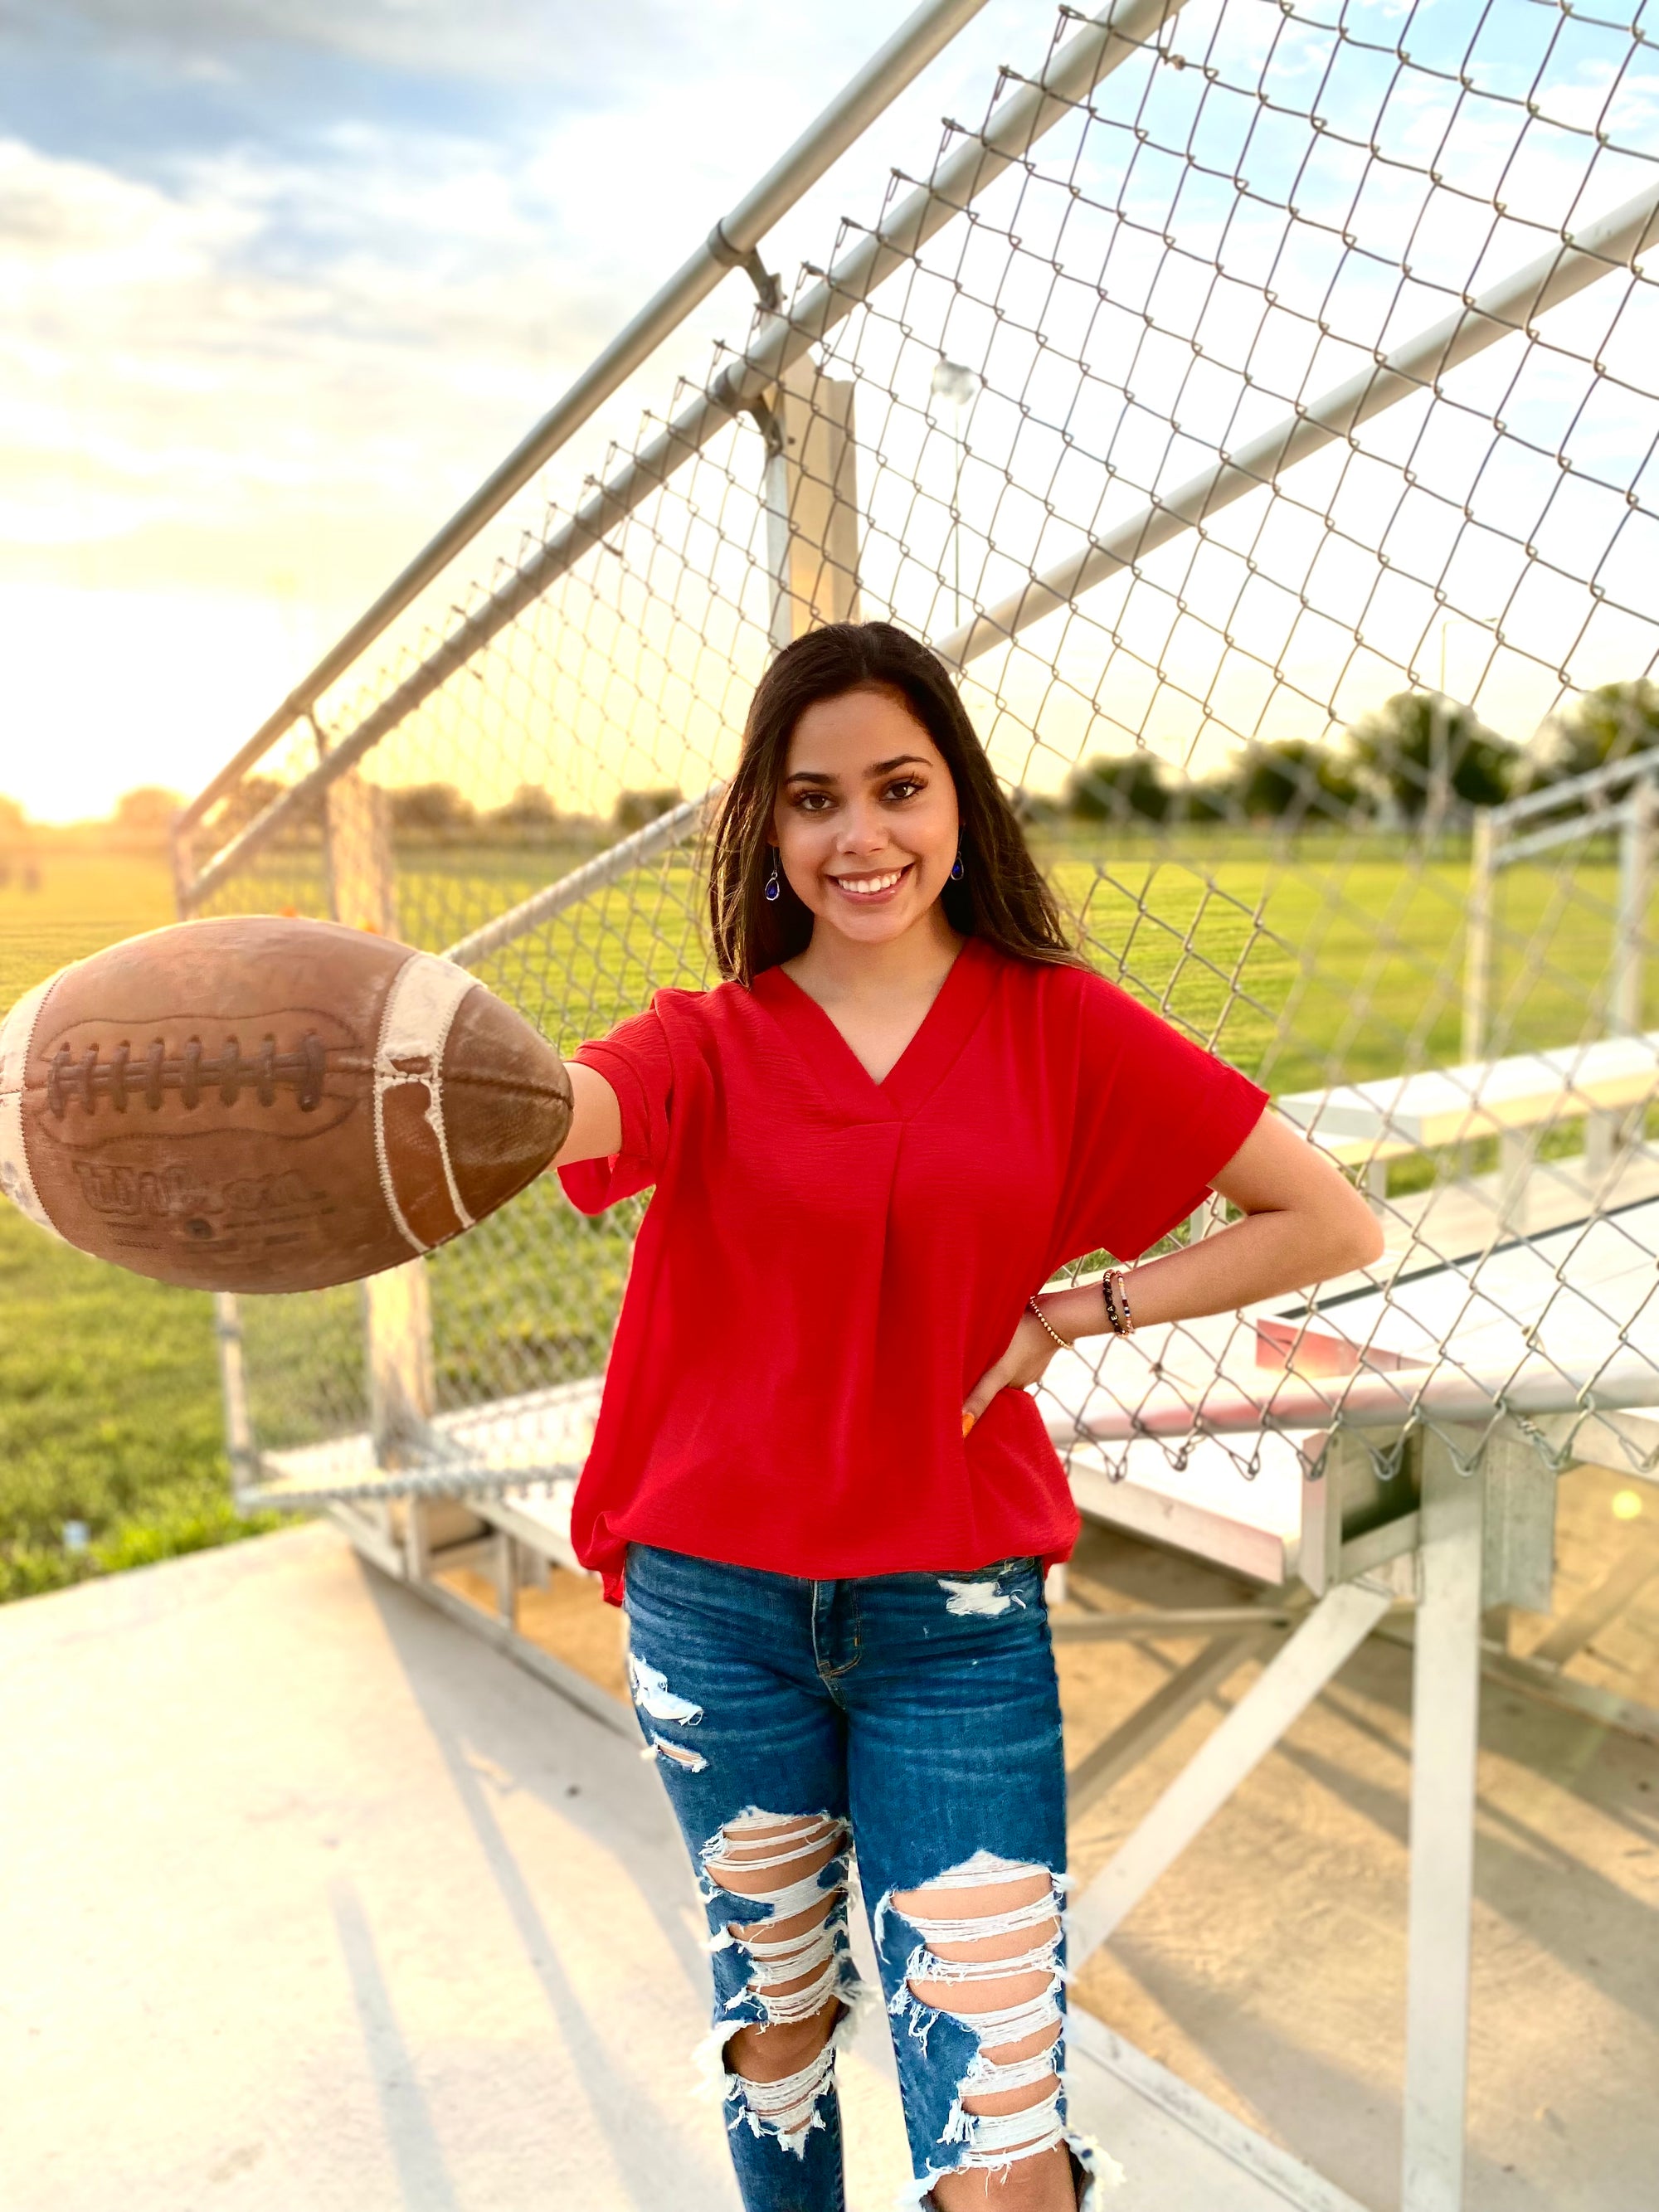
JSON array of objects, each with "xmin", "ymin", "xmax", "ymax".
[{"xmin": 550, "ymin": 623, "xmax": 1382, "ymax": 2212}]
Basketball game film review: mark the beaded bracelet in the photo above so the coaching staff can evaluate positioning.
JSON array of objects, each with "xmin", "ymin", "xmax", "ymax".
[
  {"xmin": 1026, "ymin": 1296, "xmax": 1071, "ymax": 1350},
  {"xmin": 1102, "ymin": 1268, "xmax": 1136, "ymax": 1337}
]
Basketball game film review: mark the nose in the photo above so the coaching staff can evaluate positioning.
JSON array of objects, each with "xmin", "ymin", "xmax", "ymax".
[{"xmin": 834, "ymin": 797, "xmax": 888, "ymax": 854}]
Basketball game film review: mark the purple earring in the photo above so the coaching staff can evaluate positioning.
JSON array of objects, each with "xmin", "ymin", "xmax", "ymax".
[
  {"xmin": 950, "ymin": 843, "xmax": 965, "ymax": 882},
  {"xmin": 765, "ymin": 850, "xmax": 781, "ymax": 902}
]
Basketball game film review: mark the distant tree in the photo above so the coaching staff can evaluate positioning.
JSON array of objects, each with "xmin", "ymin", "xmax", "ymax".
[
  {"xmin": 113, "ymin": 786, "xmax": 183, "ymax": 838},
  {"xmin": 1010, "ymin": 786, "xmax": 1065, "ymax": 830},
  {"xmin": 491, "ymin": 783, "xmax": 559, "ymax": 832},
  {"xmin": 190, "ymin": 775, "xmax": 288, "ymax": 845},
  {"xmin": 1346, "ymin": 692, "xmax": 1515, "ymax": 815},
  {"xmin": 1170, "ymin": 776, "xmax": 1233, "ymax": 824},
  {"xmin": 1535, "ymin": 678, "xmax": 1659, "ymax": 784},
  {"xmin": 1234, "ymin": 740, "xmax": 1360, "ymax": 820},
  {"xmin": 389, "ymin": 782, "xmax": 476, "ymax": 834},
  {"xmin": 1064, "ymin": 752, "xmax": 1169, "ymax": 824},
  {"xmin": 614, "ymin": 786, "xmax": 684, "ymax": 833}
]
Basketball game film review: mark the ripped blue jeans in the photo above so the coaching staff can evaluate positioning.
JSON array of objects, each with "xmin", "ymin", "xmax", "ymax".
[{"xmin": 621, "ymin": 1541, "xmax": 1114, "ymax": 2212}]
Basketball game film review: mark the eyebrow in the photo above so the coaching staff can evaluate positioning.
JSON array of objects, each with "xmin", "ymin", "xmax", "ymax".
[{"xmin": 782, "ymin": 754, "xmax": 932, "ymax": 787}]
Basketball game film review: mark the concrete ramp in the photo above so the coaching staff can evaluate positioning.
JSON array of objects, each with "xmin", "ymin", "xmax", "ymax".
[{"xmin": 0, "ymin": 1527, "xmax": 1360, "ymax": 2212}]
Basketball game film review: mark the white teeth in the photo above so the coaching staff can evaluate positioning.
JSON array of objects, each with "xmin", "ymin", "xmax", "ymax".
[{"xmin": 836, "ymin": 868, "xmax": 904, "ymax": 897}]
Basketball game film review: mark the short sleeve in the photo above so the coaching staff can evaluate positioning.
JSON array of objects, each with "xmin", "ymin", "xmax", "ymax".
[
  {"xmin": 1055, "ymin": 972, "xmax": 1269, "ymax": 1263},
  {"xmin": 556, "ymin": 1004, "xmax": 675, "ymax": 1215}
]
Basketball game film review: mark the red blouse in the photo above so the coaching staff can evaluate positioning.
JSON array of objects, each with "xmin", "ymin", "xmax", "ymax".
[{"xmin": 558, "ymin": 935, "xmax": 1267, "ymax": 1607}]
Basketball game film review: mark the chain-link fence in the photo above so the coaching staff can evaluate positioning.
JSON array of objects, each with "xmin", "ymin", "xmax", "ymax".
[{"xmin": 173, "ymin": 0, "xmax": 1659, "ymax": 1540}]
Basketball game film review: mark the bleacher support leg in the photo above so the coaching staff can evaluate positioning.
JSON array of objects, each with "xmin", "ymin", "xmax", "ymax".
[
  {"xmin": 1401, "ymin": 1429, "xmax": 1485, "ymax": 2212},
  {"xmin": 1497, "ymin": 1130, "xmax": 1531, "ymax": 1236}
]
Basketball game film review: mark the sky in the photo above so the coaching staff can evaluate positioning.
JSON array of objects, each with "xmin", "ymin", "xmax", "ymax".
[
  {"xmin": 0, "ymin": 0, "xmax": 1038, "ymax": 820},
  {"xmin": 2, "ymin": 0, "xmax": 1655, "ymax": 826}
]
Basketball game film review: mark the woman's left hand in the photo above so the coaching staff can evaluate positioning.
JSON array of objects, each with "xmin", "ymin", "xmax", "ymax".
[{"xmin": 961, "ymin": 1303, "xmax": 1067, "ymax": 1434}]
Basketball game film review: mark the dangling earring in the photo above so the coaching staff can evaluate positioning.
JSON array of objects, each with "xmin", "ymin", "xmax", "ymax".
[
  {"xmin": 764, "ymin": 848, "xmax": 781, "ymax": 903},
  {"xmin": 950, "ymin": 843, "xmax": 965, "ymax": 882}
]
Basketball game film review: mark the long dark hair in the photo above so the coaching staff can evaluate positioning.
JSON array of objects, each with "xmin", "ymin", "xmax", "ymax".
[{"xmin": 709, "ymin": 622, "xmax": 1081, "ymax": 984}]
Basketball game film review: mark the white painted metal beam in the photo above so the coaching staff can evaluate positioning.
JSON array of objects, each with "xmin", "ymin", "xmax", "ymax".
[
  {"xmin": 1067, "ymin": 1578, "xmax": 1395, "ymax": 1965},
  {"xmin": 1400, "ymin": 1433, "xmax": 1486, "ymax": 2212}
]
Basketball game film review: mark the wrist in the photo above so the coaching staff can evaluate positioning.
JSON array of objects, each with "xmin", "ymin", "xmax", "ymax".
[
  {"xmin": 1025, "ymin": 1294, "xmax": 1072, "ymax": 1350},
  {"xmin": 1102, "ymin": 1266, "xmax": 1137, "ymax": 1338}
]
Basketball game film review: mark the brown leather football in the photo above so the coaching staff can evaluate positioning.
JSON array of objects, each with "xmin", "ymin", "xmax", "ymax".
[{"xmin": 0, "ymin": 916, "xmax": 572, "ymax": 1293}]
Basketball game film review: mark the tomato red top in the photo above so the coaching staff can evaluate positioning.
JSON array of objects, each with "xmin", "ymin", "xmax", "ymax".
[{"xmin": 557, "ymin": 935, "xmax": 1268, "ymax": 1606}]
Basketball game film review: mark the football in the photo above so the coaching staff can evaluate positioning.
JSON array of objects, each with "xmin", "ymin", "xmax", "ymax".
[{"xmin": 0, "ymin": 916, "xmax": 572, "ymax": 1294}]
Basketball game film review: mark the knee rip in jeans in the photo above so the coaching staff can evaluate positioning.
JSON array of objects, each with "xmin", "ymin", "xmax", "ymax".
[
  {"xmin": 692, "ymin": 1809, "xmax": 865, "ymax": 2158},
  {"xmin": 877, "ymin": 1850, "xmax": 1116, "ymax": 2200}
]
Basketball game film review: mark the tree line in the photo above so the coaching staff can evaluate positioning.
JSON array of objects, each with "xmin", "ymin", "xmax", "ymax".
[
  {"xmin": 1049, "ymin": 680, "xmax": 1659, "ymax": 827},
  {"xmin": 4, "ymin": 680, "xmax": 1656, "ymax": 857},
  {"xmin": 197, "ymin": 778, "xmax": 688, "ymax": 843}
]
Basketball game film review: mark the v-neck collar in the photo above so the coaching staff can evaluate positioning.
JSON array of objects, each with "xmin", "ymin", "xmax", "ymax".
[{"xmin": 749, "ymin": 934, "xmax": 1002, "ymax": 1122}]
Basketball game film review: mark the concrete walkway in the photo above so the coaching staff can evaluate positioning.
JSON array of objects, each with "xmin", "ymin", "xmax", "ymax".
[{"xmin": 0, "ymin": 1526, "xmax": 1349, "ymax": 2212}]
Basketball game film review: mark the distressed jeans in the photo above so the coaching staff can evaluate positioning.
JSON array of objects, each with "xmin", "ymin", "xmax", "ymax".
[{"xmin": 621, "ymin": 1540, "xmax": 1115, "ymax": 2212}]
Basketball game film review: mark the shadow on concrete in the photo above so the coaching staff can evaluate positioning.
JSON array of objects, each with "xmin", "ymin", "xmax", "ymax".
[
  {"xmin": 1326, "ymin": 1636, "xmax": 1659, "ymax": 1850},
  {"xmin": 359, "ymin": 1562, "xmax": 717, "ymax": 2212},
  {"xmin": 1276, "ymin": 1654, "xmax": 1659, "ymax": 2041},
  {"xmin": 330, "ymin": 1877, "xmax": 465, "ymax": 2212}
]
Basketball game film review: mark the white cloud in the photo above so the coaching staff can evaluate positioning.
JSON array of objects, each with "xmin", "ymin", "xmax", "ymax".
[
  {"xmin": 0, "ymin": 127, "xmax": 638, "ymax": 580},
  {"xmin": 1, "ymin": 0, "xmax": 700, "ymax": 91},
  {"xmin": 0, "ymin": 0, "xmax": 1034, "ymax": 816}
]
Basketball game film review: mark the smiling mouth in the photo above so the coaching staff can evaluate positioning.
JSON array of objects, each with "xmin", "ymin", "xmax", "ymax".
[{"xmin": 829, "ymin": 864, "xmax": 912, "ymax": 901}]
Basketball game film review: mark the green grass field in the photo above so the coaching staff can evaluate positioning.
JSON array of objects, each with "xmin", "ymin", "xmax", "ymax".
[
  {"xmin": 5, "ymin": 831, "xmax": 1649, "ymax": 1599},
  {"xmin": 0, "ymin": 856, "xmax": 283, "ymax": 1602}
]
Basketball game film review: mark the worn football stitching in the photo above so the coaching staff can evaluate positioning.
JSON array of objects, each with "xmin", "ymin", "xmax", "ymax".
[
  {"xmin": 41, "ymin": 1036, "xmax": 327, "ymax": 1119},
  {"xmin": 32, "ymin": 1044, "xmax": 566, "ymax": 1118}
]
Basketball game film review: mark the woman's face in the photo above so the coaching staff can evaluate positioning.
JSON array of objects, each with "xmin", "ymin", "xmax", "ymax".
[{"xmin": 771, "ymin": 686, "xmax": 961, "ymax": 950}]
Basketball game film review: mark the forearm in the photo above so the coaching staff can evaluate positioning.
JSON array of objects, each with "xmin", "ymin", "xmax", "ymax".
[
  {"xmin": 1034, "ymin": 1205, "xmax": 1372, "ymax": 1342},
  {"xmin": 964, "ymin": 1118, "xmax": 1383, "ymax": 1419},
  {"xmin": 550, "ymin": 1058, "xmax": 622, "ymax": 1167}
]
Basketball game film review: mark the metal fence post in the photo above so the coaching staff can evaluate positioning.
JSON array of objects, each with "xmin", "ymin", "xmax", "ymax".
[
  {"xmin": 170, "ymin": 809, "xmax": 262, "ymax": 1509},
  {"xmin": 1462, "ymin": 809, "xmax": 1495, "ymax": 1067},
  {"xmin": 1588, "ymin": 773, "xmax": 1657, "ymax": 1184},
  {"xmin": 1614, "ymin": 774, "xmax": 1654, "ymax": 1038},
  {"xmin": 765, "ymin": 352, "xmax": 860, "ymax": 646},
  {"xmin": 324, "ymin": 771, "xmax": 399, "ymax": 940},
  {"xmin": 212, "ymin": 1294, "xmax": 260, "ymax": 1505},
  {"xmin": 323, "ymin": 771, "xmax": 437, "ymax": 1475},
  {"xmin": 1401, "ymin": 1426, "xmax": 1486, "ymax": 2212}
]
